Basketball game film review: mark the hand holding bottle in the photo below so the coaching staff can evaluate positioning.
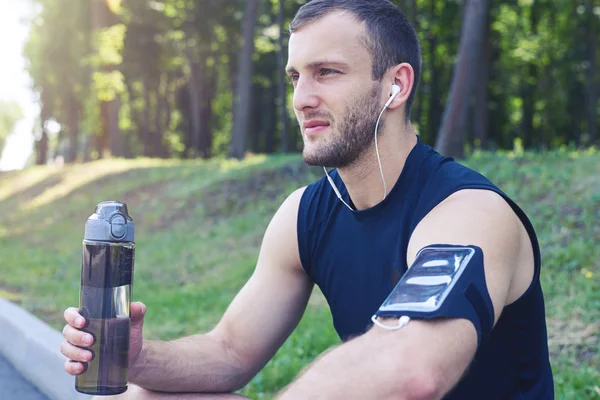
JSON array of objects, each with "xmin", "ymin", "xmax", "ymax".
[{"xmin": 61, "ymin": 301, "xmax": 146, "ymax": 377}]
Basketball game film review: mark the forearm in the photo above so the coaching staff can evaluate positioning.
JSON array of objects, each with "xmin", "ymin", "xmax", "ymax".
[
  {"xmin": 277, "ymin": 328, "xmax": 433, "ymax": 400},
  {"xmin": 277, "ymin": 320, "xmax": 475, "ymax": 400},
  {"xmin": 96, "ymin": 385, "xmax": 251, "ymax": 400},
  {"xmin": 130, "ymin": 333, "xmax": 250, "ymax": 394}
]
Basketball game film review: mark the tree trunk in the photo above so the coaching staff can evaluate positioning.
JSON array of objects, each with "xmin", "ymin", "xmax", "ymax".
[
  {"xmin": 521, "ymin": 0, "xmax": 540, "ymax": 149},
  {"xmin": 99, "ymin": 101, "xmax": 110, "ymax": 158},
  {"xmin": 425, "ymin": 0, "xmax": 442, "ymax": 145},
  {"xmin": 176, "ymin": 84, "xmax": 192, "ymax": 158},
  {"xmin": 227, "ymin": 26, "xmax": 239, "ymax": 100},
  {"xmin": 155, "ymin": 74, "xmax": 171, "ymax": 158},
  {"xmin": 66, "ymin": 95, "xmax": 80, "ymax": 163},
  {"xmin": 277, "ymin": 0, "xmax": 289, "ymax": 153},
  {"xmin": 142, "ymin": 79, "xmax": 151, "ymax": 156},
  {"xmin": 164, "ymin": 74, "xmax": 173, "ymax": 137},
  {"xmin": 187, "ymin": 58, "xmax": 202, "ymax": 157},
  {"xmin": 435, "ymin": 0, "xmax": 491, "ymax": 158},
  {"xmin": 37, "ymin": 90, "xmax": 49, "ymax": 165},
  {"xmin": 473, "ymin": 3, "xmax": 492, "ymax": 149},
  {"xmin": 521, "ymin": 64, "xmax": 536, "ymax": 149},
  {"xmin": 487, "ymin": 15, "xmax": 504, "ymax": 150},
  {"xmin": 126, "ymin": 79, "xmax": 141, "ymax": 138},
  {"xmin": 229, "ymin": 0, "xmax": 260, "ymax": 159},
  {"xmin": 109, "ymin": 97, "xmax": 121, "ymax": 157},
  {"xmin": 199, "ymin": 67, "xmax": 215, "ymax": 158},
  {"xmin": 265, "ymin": 83, "xmax": 277, "ymax": 153},
  {"xmin": 251, "ymin": 84, "xmax": 261, "ymax": 153},
  {"xmin": 585, "ymin": 0, "xmax": 597, "ymax": 145},
  {"xmin": 92, "ymin": 0, "xmax": 120, "ymax": 158},
  {"xmin": 427, "ymin": 32, "xmax": 440, "ymax": 143},
  {"xmin": 151, "ymin": 77, "xmax": 166, "ymax": 158}
]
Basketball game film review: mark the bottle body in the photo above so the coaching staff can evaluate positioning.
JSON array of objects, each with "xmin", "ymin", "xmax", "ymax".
[{"xmin": 75, "ymin": 239, "xmax": 135, "ymax": 396}]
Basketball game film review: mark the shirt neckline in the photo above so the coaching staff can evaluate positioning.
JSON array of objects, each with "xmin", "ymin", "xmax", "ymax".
[{"xmin": 331, "ymin": 135, "xmax": 428, "ymax": 221}]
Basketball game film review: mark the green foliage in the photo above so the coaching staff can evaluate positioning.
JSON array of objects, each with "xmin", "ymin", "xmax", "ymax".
[
  {"xmin": 20, "ymin": 0, "xmax": 600, "ymax": 161},
  {"xmin": 0, "ymin": 150, "xmax": 598, "ymax": 397},
  {"xmin": 0, "ymin": 100, "xmax": 24, "ymax": 156}
]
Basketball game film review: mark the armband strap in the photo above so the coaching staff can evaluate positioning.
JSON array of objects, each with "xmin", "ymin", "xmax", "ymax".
[{"xmin": 373, "ymin": 245, "xmax": 495, "ymax": 346}]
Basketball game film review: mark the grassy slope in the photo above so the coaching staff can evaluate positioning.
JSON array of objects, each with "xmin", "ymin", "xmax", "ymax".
[{"xmin": 0, "ymin": 149, "xmax": 598, "ymax": 399}]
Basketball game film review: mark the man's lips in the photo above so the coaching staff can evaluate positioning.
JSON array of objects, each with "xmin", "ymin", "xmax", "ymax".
[{"xmin": 303, "ymin": 120, "xmax": 330, "ymax": 135}]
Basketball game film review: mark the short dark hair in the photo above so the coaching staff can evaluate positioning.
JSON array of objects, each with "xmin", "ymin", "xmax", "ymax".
[{"xmin": 290, "ymin": 0, "xmax": 421, "ymax": 121}]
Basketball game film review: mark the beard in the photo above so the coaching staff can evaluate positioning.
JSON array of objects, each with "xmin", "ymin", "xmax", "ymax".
[{"xmin": 302, "ymin": 83, "xmax": 384, "ymax": 169}]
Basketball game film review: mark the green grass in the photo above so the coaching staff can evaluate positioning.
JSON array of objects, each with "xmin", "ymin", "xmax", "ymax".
[{"xmin": 0, "ymin": 148, "xmax": 598, "ymax": 399}]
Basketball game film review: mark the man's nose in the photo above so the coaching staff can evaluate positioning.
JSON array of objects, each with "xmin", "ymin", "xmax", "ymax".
[{"xmin": 293, "ymin": 78, "xmax": 320, "ymax": 112}]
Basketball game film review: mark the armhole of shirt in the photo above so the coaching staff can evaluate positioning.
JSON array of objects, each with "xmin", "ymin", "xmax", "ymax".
[
  {"xmin": 297, "ymin": 186, "xmax": 313, "ymax": 277},
  {"xmin": 297, "ymin": 177, "xmax": 340, "ymax": 279},
  {"xmin": 411, "ymin": 183, "xmax": 542, "ymax": 308}
]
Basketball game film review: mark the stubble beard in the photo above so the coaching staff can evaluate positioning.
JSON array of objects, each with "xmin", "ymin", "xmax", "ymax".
[{"xmin": 302, "ymin": 83, "xmax": 384, "ymax": 169}]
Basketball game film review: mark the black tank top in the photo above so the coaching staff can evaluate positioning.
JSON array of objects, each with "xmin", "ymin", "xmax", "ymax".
[{"xmin": 297, "ymin": 136, "xmax": 554, "ymax": 399}]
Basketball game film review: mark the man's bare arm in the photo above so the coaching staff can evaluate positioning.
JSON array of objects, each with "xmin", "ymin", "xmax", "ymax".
[
  {"xmin": 127, "ymin": 188, "xmax": 312, "ymax": 393},
  {"xmin": 98, "ymin": 385, "xmax": 252, "ymax": 400},
  {"xmin": 277, "ymin": 190, "xmax": 532, "ymax": 399}
]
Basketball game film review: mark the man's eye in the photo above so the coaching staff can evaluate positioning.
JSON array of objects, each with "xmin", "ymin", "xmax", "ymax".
[
  {"xmin": 289, "ymin": 74, "xmax": 299, "ymax": 84},
  {"xmin": 320, "ymin": 68, "xmax": 339, "ymax": 76}
]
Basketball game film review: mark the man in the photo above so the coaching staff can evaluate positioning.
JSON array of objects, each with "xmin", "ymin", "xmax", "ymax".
[{"xmin": 61, "ymin": 1, "xmax": 554, "ymax": 398}]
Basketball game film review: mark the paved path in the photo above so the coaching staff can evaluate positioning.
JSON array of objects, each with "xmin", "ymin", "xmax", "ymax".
[{"xmin": 0, "ymin": 353, "xmax": 49, "ymax": 400}]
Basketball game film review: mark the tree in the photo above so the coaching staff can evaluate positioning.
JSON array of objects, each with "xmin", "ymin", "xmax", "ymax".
[
  {"xmin": 22, "ymin": 0, "xmax": 595, "ymax": 163},
  {"xmin": 229, "ymin": 0, "xmax": 260, "ymax": 159},
  {"xmin": 277, "ymin": 0, "xmax": 290, "ymax": 153},
  {"xmin": 91, "ymin": 0, "xmax": 124, "ymax": 158},
  {"xmin": 472, "ymin": 0, "xmax": 493, "ymax": 149},
  {"xmin": 584, "ymin": 0, "xmax": 597, "ymax": 145},
  {"xmin": 0, "ymin": 101, "xmax": 24, "ymax": 157},
  {"xmin": 24, "ymin": 0, "xmax": 92, "ymax": 163},
  {"xmin": 435, "ymin": 0, "xmax": 491, "ymax": 158}
]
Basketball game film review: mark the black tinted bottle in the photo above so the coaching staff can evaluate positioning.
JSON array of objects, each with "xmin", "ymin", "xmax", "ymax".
[{"xmin": 76, "ymin": 201, "xmax": 135, "ymax": 396}]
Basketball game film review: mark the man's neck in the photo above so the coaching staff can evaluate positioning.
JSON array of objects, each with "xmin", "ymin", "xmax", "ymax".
[{"xmin": 337, "ymin": 123, "xmax": 417, "ymax": 211}]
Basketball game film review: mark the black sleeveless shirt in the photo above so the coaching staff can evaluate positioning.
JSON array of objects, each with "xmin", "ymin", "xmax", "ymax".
[{"xmin": 297, "ymin": 136, "xmax": 554, "ymax": 399}]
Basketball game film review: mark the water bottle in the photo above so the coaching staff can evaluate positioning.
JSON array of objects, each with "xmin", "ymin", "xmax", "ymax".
[{"xmin": 75, "ymin": 201, "xmax": 135, "ymax": 396}]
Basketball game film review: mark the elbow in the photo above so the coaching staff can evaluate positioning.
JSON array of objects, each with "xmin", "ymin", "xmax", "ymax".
[
  {"xmin": 219, "ymin": 350, "xmax": 258, "ymax": 392},
  {"xmin": 398, "ymin": 373, "xmax": 442, "ymax": 400},
  {"xmin": 206, "ymin": 330, "xmax": 257, "ymax": 393}
]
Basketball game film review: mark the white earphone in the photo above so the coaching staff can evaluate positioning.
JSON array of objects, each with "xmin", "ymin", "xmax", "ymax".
[
  {"xmin": 385, "ymin": 84, "xmax": 401, "ymax": 108},
  {"xmin": 324, "ymin": 83, "xmax": 402, "ymax": 211}
]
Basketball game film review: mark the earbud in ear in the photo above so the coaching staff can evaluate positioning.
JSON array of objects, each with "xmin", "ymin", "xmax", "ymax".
[{"xmin": 384, "ymin": 85, "xmax": 402, "ymax": 109}]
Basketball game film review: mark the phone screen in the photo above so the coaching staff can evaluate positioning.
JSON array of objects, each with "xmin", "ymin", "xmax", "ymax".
[{"xmin": 378, "ymin": 247, "xmax": 475, "ymax": 313}]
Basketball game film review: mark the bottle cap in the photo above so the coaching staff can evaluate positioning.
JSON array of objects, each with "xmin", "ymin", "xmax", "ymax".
[{"xmin": 84, "ymin": 201, "xmax": 134, "ymax": 242}]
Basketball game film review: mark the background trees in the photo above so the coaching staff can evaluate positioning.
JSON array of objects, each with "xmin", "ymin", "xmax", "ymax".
[
  {"xmin": 0, "ymin": 101, "xmax": 24, "ymax": 157},
  {"xmin": 23, "ymin": 0, "xmax": 599, "ymax": 163}
]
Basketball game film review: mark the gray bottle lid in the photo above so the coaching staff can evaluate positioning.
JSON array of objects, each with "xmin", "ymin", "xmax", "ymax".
[{"xmin": 84, "ymin": 201, "xmax": 134, "ymax": 242}]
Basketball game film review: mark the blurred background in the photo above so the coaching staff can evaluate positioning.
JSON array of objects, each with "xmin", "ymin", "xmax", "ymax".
[
  {"xmin": 0, "ymin": 0, "xmax": 598, "ymax": 168},
  {"xmin": 0, "ymin": 0, "xmax": 598, "ymax": 399}
]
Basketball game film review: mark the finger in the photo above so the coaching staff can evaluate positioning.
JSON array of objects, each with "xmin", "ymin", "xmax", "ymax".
[
  {"xmin": 64, "ymin": 307, "xmax": 85, "ymax": 328},
  {"xmin": 62, "ymin": 324, "xmax": 94, "ymax": 347},
  {"xmin": 64, "ymin": 359, "xmax": 87, "ymax": 376},
  {"xmin": 60, "ymin": 341, "xmax": 94, "ymax": 363}
]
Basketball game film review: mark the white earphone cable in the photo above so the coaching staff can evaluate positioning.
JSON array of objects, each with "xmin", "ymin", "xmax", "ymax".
[
  {"xmin": 374, "ymin": 106, "xmax": 387, "ymax": 200},
  {"xmin": 324, "ymin": 85, "xmax": 397, "ymax": 211},
  {"xmin": 323, "ymin": 167, "xmax": 354, "ymax": 211}
]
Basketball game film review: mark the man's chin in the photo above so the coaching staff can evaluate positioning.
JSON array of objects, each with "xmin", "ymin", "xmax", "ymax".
[
  {"xmin": 302, "ymin": 148, "xmax": 326, "ymax": 167},
  {"xmin": 302, "ymin": 152, "xmax": 323, "ymax": 167},
  {"xmin": 302, "ymin": 151, "xmax": 341, "ymax": 169}
]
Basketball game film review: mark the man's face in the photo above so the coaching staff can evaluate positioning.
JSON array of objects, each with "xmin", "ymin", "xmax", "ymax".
[{"xmin": 287, "ymin": 12, "xmax": 384, "ymax": 169}]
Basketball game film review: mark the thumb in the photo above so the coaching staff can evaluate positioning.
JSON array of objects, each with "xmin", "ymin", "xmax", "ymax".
[{"xmin": 130, "ymin": 301, "xmax": 147, "ymax": 327}]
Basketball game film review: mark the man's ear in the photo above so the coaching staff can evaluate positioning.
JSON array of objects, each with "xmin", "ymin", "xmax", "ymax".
[{"xmin": 386, "ymin": 62, "xmax": 414, "ymax": 111}]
